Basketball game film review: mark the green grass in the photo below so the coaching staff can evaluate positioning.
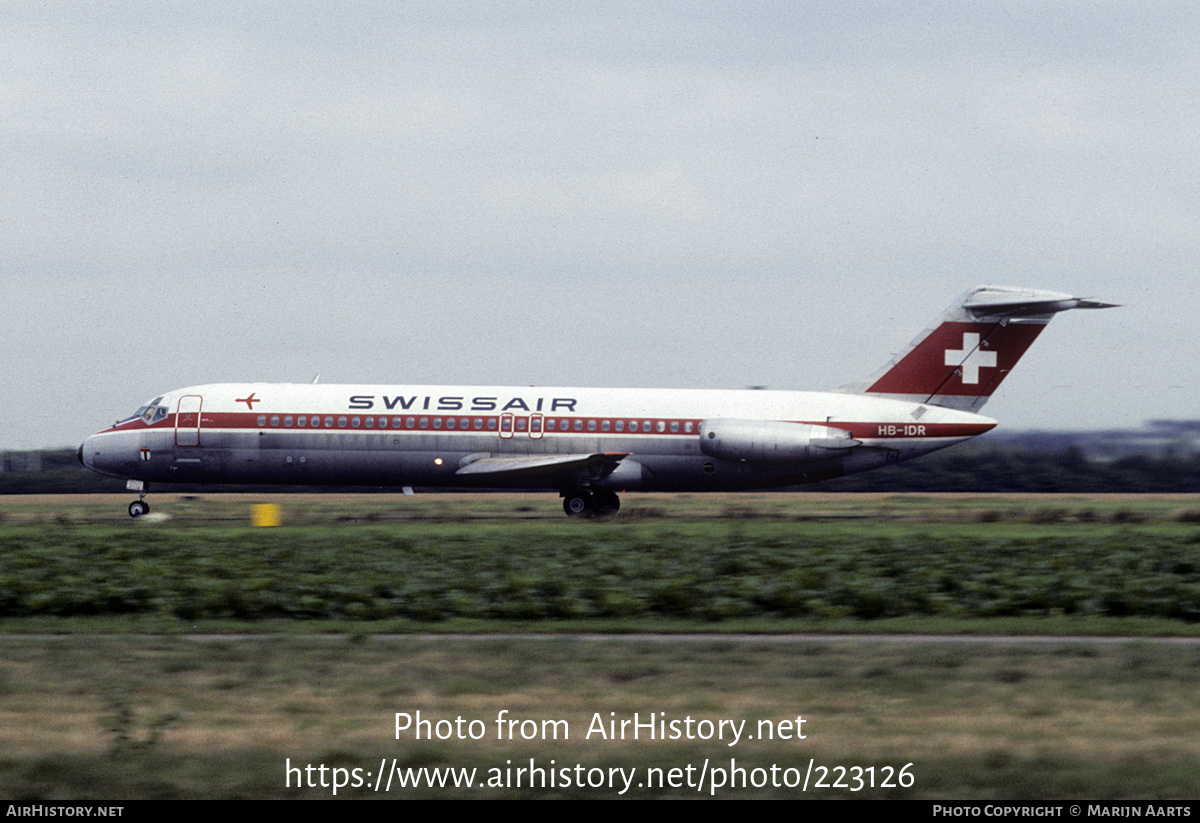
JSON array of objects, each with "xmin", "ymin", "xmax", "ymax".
[
  {"xmin": 2, "ymin": 493, "xmax": 1199, "ymax": 798},
  {"xmin": 1, "ymin": 635, "xmax": 1199, "ymax": 798},
  {"xmin": 2, "ymin": 513, "xmax": 1199, "ymax": 626}
]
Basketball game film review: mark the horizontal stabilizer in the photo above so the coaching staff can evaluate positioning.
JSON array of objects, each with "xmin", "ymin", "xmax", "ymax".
[{"xmin": 962, "ymin": 288, "xmax": 1119, "ymax": 317}]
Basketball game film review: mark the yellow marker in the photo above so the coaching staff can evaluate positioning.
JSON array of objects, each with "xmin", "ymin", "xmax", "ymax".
[{"xmin": 252, "ymin": 503, "xmax": 281, "ymax": 527}]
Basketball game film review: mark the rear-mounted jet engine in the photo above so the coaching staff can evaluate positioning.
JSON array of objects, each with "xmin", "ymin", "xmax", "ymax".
[{"xmin": 699, "ymin": 419, "xmax": 860, "ymax": 463}]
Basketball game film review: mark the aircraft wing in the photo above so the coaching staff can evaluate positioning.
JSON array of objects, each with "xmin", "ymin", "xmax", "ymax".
[{"xmin": 455, "ymin": 452, "xmax": 631, "ymax": 486}]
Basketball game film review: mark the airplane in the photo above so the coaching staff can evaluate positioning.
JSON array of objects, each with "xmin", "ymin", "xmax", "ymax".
[{"xmin": 79, "ymin": 285, "xmax": 1115, "ymax": 518}]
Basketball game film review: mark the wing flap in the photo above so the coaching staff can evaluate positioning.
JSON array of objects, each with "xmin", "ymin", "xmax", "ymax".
[{"xmin": 455, "ymin": 452, "xmax": 630, "ymax": 486}]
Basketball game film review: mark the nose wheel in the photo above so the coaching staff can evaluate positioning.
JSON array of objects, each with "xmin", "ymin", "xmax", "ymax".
[{"xmin": 127, "ymin": 480, "xmax": 150, "ymax": 518}]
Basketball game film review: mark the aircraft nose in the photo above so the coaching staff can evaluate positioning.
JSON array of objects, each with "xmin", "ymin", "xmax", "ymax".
[
  {"xmin": 78, "ymin": 431, "xmax": 141, "ymax": 479},
  {"xmin": 78, "ymin": 434, "xmax": 104, "ymax": 473},
  {"xmin": 78, "ymin": 436, "xmax": 97, "ymax": 471}
]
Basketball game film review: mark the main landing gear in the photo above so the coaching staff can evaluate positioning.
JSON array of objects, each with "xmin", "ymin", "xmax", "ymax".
[
  {"xmin": 561, "ymin": 490, "xmax": 620, "ymax": 518},
  {"xmin": 127, "ymin": 480, "xmax": 150, "ymax": 518}
]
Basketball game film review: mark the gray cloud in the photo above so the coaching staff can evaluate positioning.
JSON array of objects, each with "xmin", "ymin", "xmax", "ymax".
[{"xmin": 1, "ymin": 3, "xmax": 1191, "ymax": 446}]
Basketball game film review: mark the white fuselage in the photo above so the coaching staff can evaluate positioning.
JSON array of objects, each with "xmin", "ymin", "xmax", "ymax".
[{"xmin": 80, "ymin": 382, "xmax": 995, "ymax": 492}]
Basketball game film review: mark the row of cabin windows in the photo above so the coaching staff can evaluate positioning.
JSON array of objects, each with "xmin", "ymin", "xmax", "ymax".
[
  {"xmin": 554, "ymin": 419, "xmax": 695, "ymax": 433},
  {"xmin": 257, "ymin": 415, "xmax": 494, "ymax": 431},
  {"xmin": 254, "ymin": 415, "xmax": 696, "ymax": 434}
]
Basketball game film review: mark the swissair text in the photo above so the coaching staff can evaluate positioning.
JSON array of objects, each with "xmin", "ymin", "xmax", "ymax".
[{"xmin": 349, "ymin": 395, "xmax": 578, "ymax": 413}]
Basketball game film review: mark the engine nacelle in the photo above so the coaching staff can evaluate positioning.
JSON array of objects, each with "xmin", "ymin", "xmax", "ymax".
[{"xmin": 699, "ymin": 419, "xmax": 860, "ymax": 463}]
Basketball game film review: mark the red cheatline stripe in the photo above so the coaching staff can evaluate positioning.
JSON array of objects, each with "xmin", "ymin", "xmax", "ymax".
[
  {"xmin": 103, "ymin": 414, "xmax": 992, "ymax": 440},
  {"xmin": 824, "ymin": 422, "xmax": 995, "ymax": 439}
]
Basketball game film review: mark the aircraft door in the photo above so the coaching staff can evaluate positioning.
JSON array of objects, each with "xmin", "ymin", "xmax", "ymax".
[
  {"xmin": 499, "ymin": 413, "xmax": 514, "ymax": 439},
  {"xmin": 175, "ymin": 395, "xmax": 203, "ymax": 446}
]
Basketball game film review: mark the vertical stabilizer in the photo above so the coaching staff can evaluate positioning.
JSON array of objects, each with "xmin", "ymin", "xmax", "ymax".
[{"xmin": 842, "ymin": 286, "xmax": 1116, "ymax": 412}]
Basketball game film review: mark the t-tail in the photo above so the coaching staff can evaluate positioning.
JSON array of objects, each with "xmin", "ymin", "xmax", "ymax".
[{"xmin": 843, "ymin": 285, "xmax": 1117, "ymax": 412}]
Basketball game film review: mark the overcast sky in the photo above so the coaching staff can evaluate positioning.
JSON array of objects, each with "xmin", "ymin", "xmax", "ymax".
[{"xmin": 2, "ymin": 2, "xmax": 1195, "ymax": 449}]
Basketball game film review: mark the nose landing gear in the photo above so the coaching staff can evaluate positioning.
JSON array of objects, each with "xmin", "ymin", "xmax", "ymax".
[{"xmin": 127, "ymin": 480, "xmax": 150, "ymax": 518}]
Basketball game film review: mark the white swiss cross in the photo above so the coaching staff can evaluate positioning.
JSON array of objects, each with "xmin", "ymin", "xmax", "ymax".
[{"xmin": 944, "ymin": 332, "xmax": 996, "ymax": 384}]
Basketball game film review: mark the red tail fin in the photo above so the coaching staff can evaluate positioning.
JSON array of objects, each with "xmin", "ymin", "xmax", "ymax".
[{"xmin": 845, "ymin": 286, "xmax": 1116, "ymax": 412}]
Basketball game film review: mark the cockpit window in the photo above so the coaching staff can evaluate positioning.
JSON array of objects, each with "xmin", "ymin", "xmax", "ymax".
[
  {"xmin": 118, "ymin": 397, "xmax": 170, "ymax": 426},
  {"xmin": 142, "ymin": 406, "xmax": 168, "ymax": 424}
]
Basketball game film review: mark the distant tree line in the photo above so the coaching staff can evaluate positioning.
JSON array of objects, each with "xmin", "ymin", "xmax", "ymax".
[
  {"xmin": 6, "ymin": 445, "xmax": 1200, "ymax": 495},
  {"xmin": 1, "ymin": 450, "xmax": 123, "ymax": 494},
  {"xmin": 823, "ymin": 445, "xmax": 1200, "ymax": 493}
]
